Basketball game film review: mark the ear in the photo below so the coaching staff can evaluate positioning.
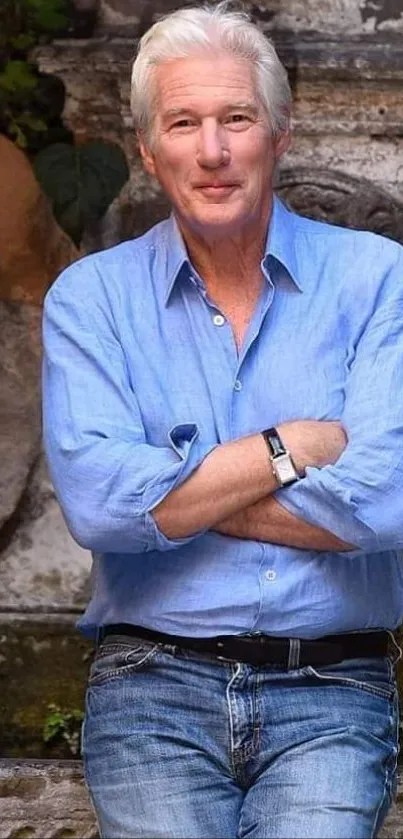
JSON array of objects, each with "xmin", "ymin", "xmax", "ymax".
[
  {"xmin": 137, "ymin": 133, "xmax": 156, "ymax": 178},
  {"xmin": 274, "ymin": 126, "xmax": 291, "ymax": 160}
]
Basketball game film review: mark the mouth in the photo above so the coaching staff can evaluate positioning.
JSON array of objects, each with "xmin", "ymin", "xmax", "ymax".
[{"xmin": 194, "ymin": 183, "xmax": 239, "ymax": 195}]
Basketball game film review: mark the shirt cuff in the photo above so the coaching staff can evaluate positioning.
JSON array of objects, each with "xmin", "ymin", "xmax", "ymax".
[
  {"xmin": 143, "ymin": 422, "xmax": 217, "ymax": 552},
  {"xmin": 276, "ymin": 465, "xmax": 380, "ymax": 555}
]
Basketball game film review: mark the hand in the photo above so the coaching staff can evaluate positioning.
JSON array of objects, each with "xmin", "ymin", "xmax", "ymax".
[{"xmin": 278, "ymin": 420, "xmax": 347, "ymax": 475}]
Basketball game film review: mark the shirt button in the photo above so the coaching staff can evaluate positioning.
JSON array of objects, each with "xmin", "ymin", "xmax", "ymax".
[
  {"xmin": 234, "ymin": 380, "xmax": 242, "ymax": 391},
  {"xmin": 213, "ymin": 314, "xmax": 225, "ymax": 326},
  {"xmin": 265, "ymin": 569, "xmax": 277, "ymax": 582}
]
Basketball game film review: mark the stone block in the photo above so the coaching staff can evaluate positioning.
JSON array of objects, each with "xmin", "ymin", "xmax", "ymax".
[
  {"xmin": 93, "ymin": 0, "xmax": 403, "ymax": 38},
  {"xmin": 0, "ymin": 760, "xmax": 98, "ymax": 838},
  {"xmin": 0, "ymin": 455, "xmax": 91, "ymax": 614}
]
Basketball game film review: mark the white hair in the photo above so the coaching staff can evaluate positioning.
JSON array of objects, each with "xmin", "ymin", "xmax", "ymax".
[{"xmin": 130, "ymin": 2, "xmax": 292, "ymax": 144}]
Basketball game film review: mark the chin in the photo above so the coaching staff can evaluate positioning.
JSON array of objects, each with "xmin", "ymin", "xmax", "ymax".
[{"xmin": 191, "ymin": 207, "xmax": 247, "ymax": 234}]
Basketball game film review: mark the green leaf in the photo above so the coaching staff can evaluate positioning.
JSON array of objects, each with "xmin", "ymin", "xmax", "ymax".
[
  {"xmin": 34, "ymin": 141, "xmax": 130, "ymax": 245},
  {"xmin": 10, "ymin": 33, "xmax": 36, "ymax": 51},
  {"xmin": 42, "ymin": 703, "xmax": 84, "ymax": 745},
  {"xmin": 0, "ymin": 60, "xmax": 38, "ymax": 93},
  {"xmin": 25, "ymin": 0, "xmax": 68, "ymax": 32},
  {"xmin": 18, "ymin": 113, "xmax": 48, "ymax": 132},
  {"xmin": 9, "ymin": 120, "xmax": 28, "ymax": 148},
  {"xmin": 43, "ymin": 704, "xmax": 66, "ymax": 742}
]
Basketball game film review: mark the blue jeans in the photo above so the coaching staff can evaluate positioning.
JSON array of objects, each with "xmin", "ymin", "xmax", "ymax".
[{"xmin": 82, "ymin": 634, "xmax": 400, "ymax": 838}]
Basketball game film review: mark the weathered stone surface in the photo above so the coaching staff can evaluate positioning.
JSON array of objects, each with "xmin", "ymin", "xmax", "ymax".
[
  {"xmin": 0, "ymin": 616, "xmax": 93, "ymax": 759},
  {"xmin": 0, "ymin": 137, "xmax": 78, "ymax": 306},
  {"xmin": 93, "ymin": 0, "xmax": 403, "ymax": 37},
  {"xmin": 277, "ymin": 167, "xmax": 403, "ymax": 243},
  {"xmin": 0, "ymin": 760, "xmax": 99, "ymax": 838},
  {"xmin": 284, "ymin": 134, "xmax": 403, "ymax": 206},
  {"xmin": 0, "ymin": 140, "xmax": 80, "ymax": 557},
  {"xmin": 0, "ymin": 759, "xmax": 401, "ymax": 839},
  {"xmin": 0, "ymin": 303, "xmax": 42, "ymax": 533},
  {"xmin": 0, "ymin": 455, "xmax": 91, "ymax": 611},
  {"xmin": 263, "ymin": 0, "xmax": 403, "ymax": 35},
  {"xmin": 97, "ymin": 0, "xmax": 196, "ymax": 36},
  {"xmin": 0, "ymin": 140, "xmax": 84, "ymax": 596}
]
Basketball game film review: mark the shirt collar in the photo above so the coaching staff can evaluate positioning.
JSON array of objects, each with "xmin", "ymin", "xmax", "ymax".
[
  {"xmin": 263, "ymin": 195, "xmax": 302, "ymax": 291},
  {"xmin": 163, "ymin": 215, "xmax": 193, "ymax": 306},
  {"xmin": 162, "ymin": 194, "xmax": 302, "ymax": 306}
]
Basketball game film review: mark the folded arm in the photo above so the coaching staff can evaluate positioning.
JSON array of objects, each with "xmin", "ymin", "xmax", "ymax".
[
  {"xmin": 44, "ymin": 246, "xmax": 403, "ymax": 557},
  {"xmin": 218, "ymin": 244, "xmax": 403, "ymax": 554},
  {"xmin": 272, "ymin": 246, "xmax": 403, "ymax": 554},
  {"xmin": 43, "ymin": 261, "xmax": 345, "ymax": 554},
  {"xmin": 214, "ymin": 495, "xmax": 354, "ymax": 551}
]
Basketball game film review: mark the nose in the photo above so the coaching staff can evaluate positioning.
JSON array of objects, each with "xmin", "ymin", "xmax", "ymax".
[{"xmin": 196, "ymin": 119, "xmax": 230, "ymax": 168}]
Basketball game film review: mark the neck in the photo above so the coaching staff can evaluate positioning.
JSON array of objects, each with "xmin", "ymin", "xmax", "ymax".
[{"xmin": 176, "ymin": 205, "xmax": 273, "ymax": 295}]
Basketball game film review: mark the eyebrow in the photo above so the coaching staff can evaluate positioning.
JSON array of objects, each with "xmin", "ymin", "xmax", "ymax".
[{"xmin": 161, "ymin": 102, "xmax": 259, "ymax": 120}]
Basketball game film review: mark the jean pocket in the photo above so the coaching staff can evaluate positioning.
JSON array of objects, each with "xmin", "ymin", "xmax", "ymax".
[
  {"xmin": 89, "ymin": 639, "xmax": 160, "ymax": 686},
  {"xmin": 304, "ymin": 656, "xmax": 396, "ymax": 702}
]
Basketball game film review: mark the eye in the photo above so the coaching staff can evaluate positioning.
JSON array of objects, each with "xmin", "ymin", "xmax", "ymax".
[
  {"xmin": 171, "ymin": 118, "xmax": 194, "ymax": 129},
  {"xmin": 227, "ymin": 113, "xmax": 249, "ymax": 123},
  {"xmin": 225, "ymin": 113, "xmax": 252, "ymax": 129}
]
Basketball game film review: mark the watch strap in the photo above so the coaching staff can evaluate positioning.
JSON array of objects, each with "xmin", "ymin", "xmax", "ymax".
[
  {"xmin": 262, "ymin": 427, "xmax": 287, "ymax": 458},
  {"xmin": 262, "ymin": 427, "xmax": 299, "ymax": 486}
]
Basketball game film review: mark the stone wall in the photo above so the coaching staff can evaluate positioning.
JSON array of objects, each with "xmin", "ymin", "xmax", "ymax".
[
  {"xmin": 0, "ymin": 137, "xmax": 89, "ymax": 631},
  {"xmin": 95, "ymin": 0, "xmax": 403, "ymax": 38}
]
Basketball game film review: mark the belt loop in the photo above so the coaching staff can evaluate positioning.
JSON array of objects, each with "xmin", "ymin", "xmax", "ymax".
[
  {"xmin": 287, "ymin": 638, "xmax": 301, "ymax": 669},
  {"xmin": 386, "ymin": 630, "xmax": 402, "ymax": 665}
]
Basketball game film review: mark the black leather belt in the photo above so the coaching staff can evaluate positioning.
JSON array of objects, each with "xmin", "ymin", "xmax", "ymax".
[{"xmin": 98, "ymin": 623, "xmax": 390, "ymax": 668}]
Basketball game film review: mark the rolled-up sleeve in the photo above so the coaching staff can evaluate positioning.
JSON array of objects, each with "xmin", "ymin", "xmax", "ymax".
[
  {"xmin": 42, "ymin": 270, "xmax": 215, "ymax": 554},
  {"xmin": 277, "ymin": 248, "xmax": 403, "ymax": 554}
]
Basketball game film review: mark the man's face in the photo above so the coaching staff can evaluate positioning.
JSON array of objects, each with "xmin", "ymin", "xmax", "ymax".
[{"xmin": 138, "ymin": 51, "xmax": 290, "ymax": 239}]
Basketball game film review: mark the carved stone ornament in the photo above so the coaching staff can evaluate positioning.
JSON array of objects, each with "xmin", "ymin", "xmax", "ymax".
[{"xmin": 278, "ymin": 167, "xmax": 403, "ymax": 244}]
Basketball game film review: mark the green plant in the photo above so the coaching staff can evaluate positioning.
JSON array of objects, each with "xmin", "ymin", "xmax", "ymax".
[
  {"xmin": 0, "ymin": 0, "xmax": 69, "ymax": 56},
  {"xmin": 34, "ymin": 141, "xmax": 130, "ymax": 246},
  {"xmin": 43, "ymin": 702, "xmax": 84, "ymax": 756},
  {"xmin": 0, "ymin": 0, "xmax": 71, "ymax": 150},
  {"xmin": 1, "ymin": 0, "xmax": 130, "ymax": 249}
]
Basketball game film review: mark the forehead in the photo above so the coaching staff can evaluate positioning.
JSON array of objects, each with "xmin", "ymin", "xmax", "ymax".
[{"xmin": 153, "ymin": 52, "xmax": 259, "ymax": 115}]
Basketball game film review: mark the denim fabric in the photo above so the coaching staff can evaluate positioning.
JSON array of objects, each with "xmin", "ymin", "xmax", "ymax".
[{"xmin": 82, "ymin": 635, "xmax": 400, "ymax": 838}]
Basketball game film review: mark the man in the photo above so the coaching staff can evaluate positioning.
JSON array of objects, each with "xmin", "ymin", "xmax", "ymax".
[{"xmin": 42, "ymin": 3, "xmax": 403, "ymax": 837}]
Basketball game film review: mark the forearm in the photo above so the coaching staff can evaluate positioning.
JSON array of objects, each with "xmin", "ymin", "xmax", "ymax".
[
  {"xmin": 214, "ymin": 496, "xmax": 354, "ymax": 551},
  {"xmin": 153, "ymin": 419, "xmax": 347, "ymax": 541},
  {"xmin": 153, "ymin": 433, "xmax": 277, "ymax": 539}
]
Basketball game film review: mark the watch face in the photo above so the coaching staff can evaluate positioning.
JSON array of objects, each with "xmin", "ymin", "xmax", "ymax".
[{"xmin": 273, "ymin": 454, "xmax": 298, "ymax": 485}]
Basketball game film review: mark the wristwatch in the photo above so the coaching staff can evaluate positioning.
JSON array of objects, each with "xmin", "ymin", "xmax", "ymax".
[{"xmin": 262, "ymin": 427, "xmax": 299, "ymax": 487}]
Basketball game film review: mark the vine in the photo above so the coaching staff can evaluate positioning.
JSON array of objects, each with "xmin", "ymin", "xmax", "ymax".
[{"xmin": 0, "ymin": 0, "xmax": 129, "ymax": 249}]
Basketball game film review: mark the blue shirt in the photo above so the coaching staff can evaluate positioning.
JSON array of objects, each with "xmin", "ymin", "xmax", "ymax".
[{"xmin": 42, "ymin": 196, "xmax": 403, "ymax": 640}]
